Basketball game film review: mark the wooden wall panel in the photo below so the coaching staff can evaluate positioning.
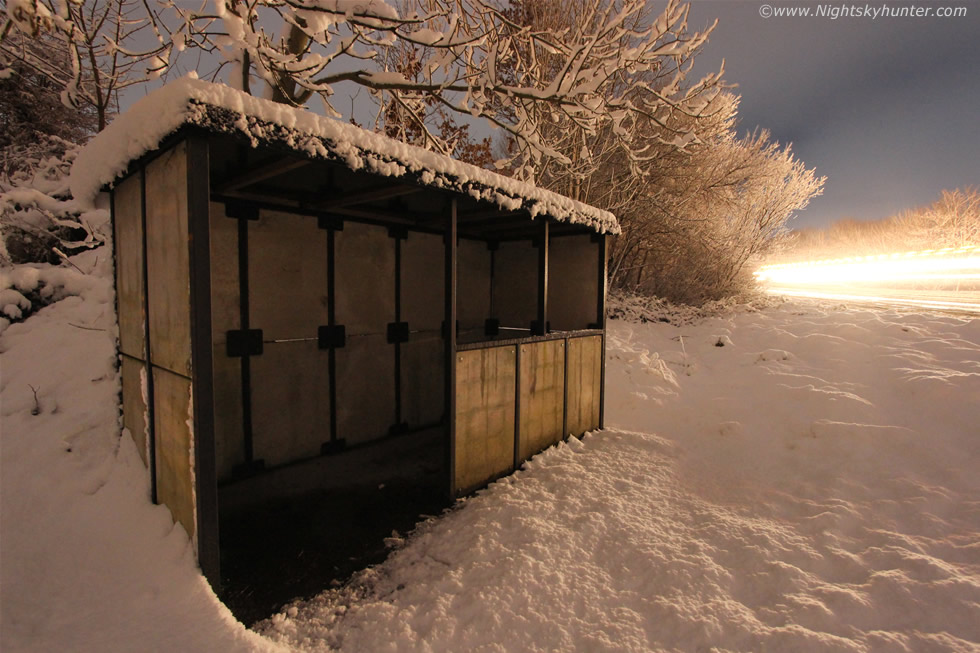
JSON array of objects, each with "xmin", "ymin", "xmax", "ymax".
[
  {"xmin": 548, "ymin": 235, "xmax": 599, "ymax": 331},
  {"xmin": 248, "ymin": 210, "xmax": 327, "ymax": 340},
  {"xmin": 401, "ymin": 335, "xmax": 443, "ymax": 428},
  {"xmin": 114, "ymin": 173, "xmax": 145, "ymax": 360},
  {"xmin": 458, "ymin": 238, "xmax": 491, "ymax": 330},
  {"xmin": 335, "ymin": 222, "xmax": 394, "ymax": 335},
  {"xmin": 566, "ymin": 335, "xmax": 602, "ymax": 436},
  {"xmin": 518, "ymin": 340, "xmax": 565, "ymax": 461},
  {"xmin": 152, "ymin": 367, "xmax": 196, "ymax": 539},
  {"xmin": 145, "ymin": 142, "xmax": 191, "ymax": 377},
  {"xmin": 250, "ymin": 341, "xmax": 330, "ymax": 467},
  {"xmin": 402, "ymin": 231, "xmax": 443, "ymax": 332},
  {"xmin": 455, "ymin": 346, "xmax": 516, "ymax": 492},
  {"xmin": 121, "ymin": 354, "xmax": 149, "ymax": 466},
  {"xmin": 208, "ymin": 201, "xmax": 240, "ymax": 344},
  {"xmin": 336, "ymin": 335, "xmax": 395, "ymax": 445},
  {"xmin": 493, "ymin": 240, "xmax": 537, "ymax": 329},
  {"xmin": 211, "ymin": 345, "xmax": 243, "ymax": 482},
  {"xmin": 208, "ymin": 201, "xmax": 243, "ymax": 482}
]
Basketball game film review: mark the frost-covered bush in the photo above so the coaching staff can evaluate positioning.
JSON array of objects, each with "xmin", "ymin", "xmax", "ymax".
[
  {"xmin": 608, "ymin": 290, "xmax": 782, "ymax": 327},
  {"xmin": 1, "ymin": 136, "xmax": 109, "ymax": 265},
  {"xmin": 0, "ymin": 262, "xmax": 107, "ymax": 333},
  {"xmin": 609, "ymin": 121, "xmax": 825, "ymax": 305},
  {"xmin": 770, "ymin": 187, "xmax": 980, "ymax": 264}
]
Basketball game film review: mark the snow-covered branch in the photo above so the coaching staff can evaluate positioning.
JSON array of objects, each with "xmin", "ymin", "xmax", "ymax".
[{"xmin": 161, "ymin": 0, "xmax": 722, "ymax": 179}]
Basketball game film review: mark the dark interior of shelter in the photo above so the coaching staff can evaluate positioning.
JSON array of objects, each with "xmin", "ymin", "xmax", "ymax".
[
  {"xmin": 114, "ymin": 130, "xmax": 607, "ymax": 625},
  {"xmin": 205, "ymin": 136, "xmax": 602, "ymax": 622}
]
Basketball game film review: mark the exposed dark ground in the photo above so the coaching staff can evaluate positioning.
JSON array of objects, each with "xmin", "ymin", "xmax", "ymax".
[
  {"xmin": 217, "ymin": 433, "xmax": 448, "ymax": 625},
  {"xmin": 219, "ymin": 477, "xmax": 447, "ymax": 626}
]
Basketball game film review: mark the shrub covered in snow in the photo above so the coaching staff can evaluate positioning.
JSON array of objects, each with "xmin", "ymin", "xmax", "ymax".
[
  {"xmin": 0, "ymin": 260, "xmax": 108, "ymax": 334},
  {"xmin": 608, "ymin": 290, "xmax": 783, "ymax": 327},
  {"xmin": 1, "ymin": 135, "xmax": 110, "ymax": 266}
]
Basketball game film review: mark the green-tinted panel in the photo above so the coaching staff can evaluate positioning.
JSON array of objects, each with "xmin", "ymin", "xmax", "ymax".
[
  {"xmin": 492, "ymin": 240, "xmax": 537, "ymax": 329},
  {"xmin": 401, "ymin": 335, "xmax": 443, "ymax": 428},
  {"xmin": 209, "ymin": 201, "xmax": 240, "ymax": 344},
  {"xmin": 458, "ymin": 238, "xmax": 491, "ymax": 330},
  {"xmin": 335, "ymin": 222, "xmax": 394, "ymax": 335},
  {"xmin": 336, "ymin": 334, "xmax": 395, "ymax": 445},
  {"xmin": 548, "ymin": 235, "xmax": 599, "ymax": 331},
  {"xmin": 402, "ymin": 231, "xmax": 443, "ymax": 332},
  {"xmin": 212, "ymin": 344, "xmax": 243, "ymax": 482}
]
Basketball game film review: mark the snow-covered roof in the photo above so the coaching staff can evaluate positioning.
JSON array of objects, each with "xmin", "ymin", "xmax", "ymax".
[{"xmin": 70, "ymin": 76, "xmax": 619, "ymax": 235}]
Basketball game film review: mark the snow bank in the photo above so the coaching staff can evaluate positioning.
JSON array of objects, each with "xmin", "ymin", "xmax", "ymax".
[
  {"xmin": 0, "ymin": 261, "xmax": 109, "ymax": 332},
  {"xmin": 0, "ymin": 250, "xmax": 282, "ymax": 653},
  {"xmin": 69, "ymin": 76, "xmax": 619, "ymax": 235}
]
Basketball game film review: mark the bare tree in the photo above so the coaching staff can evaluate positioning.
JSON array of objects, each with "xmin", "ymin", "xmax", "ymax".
[
  {"xmin": 2, "ymin": 0, "xmax": 173, "ymax": 131},
  {"xmin": 609, "ymin": 105, "xmax": 825, "ymax": 303},
  {"xmin": 0, "ymin": 29, "xmax": 99, "ymax": 159},
  {"xmin": 772, "ymin": 187, "xmax": 980, "ymax": 264}
]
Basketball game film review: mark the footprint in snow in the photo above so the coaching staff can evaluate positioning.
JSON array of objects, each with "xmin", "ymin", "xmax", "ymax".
[
  {"xmin": 756, "ymin": 349, "xmax": 793, "ymax": 363},
  {"xmin": 718, "ymin": 421, "xmax": 742, "ymax": 437}
]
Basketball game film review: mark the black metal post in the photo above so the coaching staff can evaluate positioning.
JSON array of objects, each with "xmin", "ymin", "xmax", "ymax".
[
  {"xmin": 598, "ymin": 234, "xmax": 608, "ymax": 429},
  {"xmin": 535, "ymin": 220, "xmax": 549, "ymax": 335},
  {"xmin": 186, "ymin": 136, "xmax": 220, "ymax": 588},
  {"xmin": 327, "ymin": 227, "xmax": 339, "ymax": 445},
  {"xmin": 237, "ymin": 214, "xmax": 255, "ymax": 464},
  {"xmin": 393, "ymin": 233, "xmax": 403, "ymax": 430},
  {"xmin": 513, "ymin": 343, "xmax": 522, "ymax": 470},
  {"xmin": 444, "ymin": 199, "xmax": 458, "ymax": 497},
  {"xmin": 138, "ymin": 167, "xmax": 158, "ymax": 503}
]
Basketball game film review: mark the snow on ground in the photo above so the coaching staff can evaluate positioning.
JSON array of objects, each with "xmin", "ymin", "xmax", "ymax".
[
  {"xmin": 2, "ymin": 262, "xmax": 979, "ymax": 651},
  {"xmin": 256, "ymin": 299, "xmax": 980, "ymax": 652}
]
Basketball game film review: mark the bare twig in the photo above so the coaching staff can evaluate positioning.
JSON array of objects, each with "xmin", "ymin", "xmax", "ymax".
[
  {"xmin": 52, "ymin": 247, "xmax": 84, "ymax": 272},
  {"xmin": 28, "ymin": 384, "xmax": 41, "ymax": 415},
  {"xmin": 68, "ymin": 322, "xmax": 105, "ymax": 331}
]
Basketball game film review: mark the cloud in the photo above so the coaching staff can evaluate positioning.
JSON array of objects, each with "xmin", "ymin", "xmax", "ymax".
[{"xmin": 687, "ymin": 1, "xmax": 980, "ymax": 229}]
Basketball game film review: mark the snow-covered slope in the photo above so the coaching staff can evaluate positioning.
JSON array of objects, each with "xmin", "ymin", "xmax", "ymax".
[
  {"xmin": 0, "ymin": 251, "xmax": 282, "ymax": 653},
  {"xmin": 2, "ymin": 264, "xmax": 978, "ymax": 651}
]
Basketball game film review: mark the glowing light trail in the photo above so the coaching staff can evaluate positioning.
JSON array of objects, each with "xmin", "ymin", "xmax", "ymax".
[
  {"xmin": 755, "ymin": 246, "xmax": 980, "ymax": 314},
  {"xmin": 756, "ymin": 246, "xmax": 980, "ymax": 285},
  {"xmin": 770, "ymin": 289, "xmax": 980, "ymax": 315}
]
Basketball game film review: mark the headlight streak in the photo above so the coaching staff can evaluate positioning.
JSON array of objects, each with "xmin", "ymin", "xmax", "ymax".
[
  {"xmin": 769, "ymin": 288, "xmax": 980, "ymax": 315},
  {"xmin": 755, "ymin": 245, "xmax": 980, "ymax": 314},
  {"xmin": 756, "ymin": 246, "xmax": 980, "ymax": 285}
]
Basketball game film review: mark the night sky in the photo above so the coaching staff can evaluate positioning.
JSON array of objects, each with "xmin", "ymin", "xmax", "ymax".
[{"xmin": 685, "ymin": 0, "xmax": 980, "ymax": 229}]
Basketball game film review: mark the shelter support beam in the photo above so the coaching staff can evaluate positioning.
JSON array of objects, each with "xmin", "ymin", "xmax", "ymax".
[
  {"xmin": 187, "ymin": 136, "xmax": 220, "ymax": 588},
  {"xmin": 444, "ymin": 198, "xmax": 458, "ymax": 498},
  {"xmin": 598, "ymin": 235, "xmax": 607, "ymax": 429},
  {"xmin": 535, "ymin": 221, "xmax": 549, "ymax": 335}
]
